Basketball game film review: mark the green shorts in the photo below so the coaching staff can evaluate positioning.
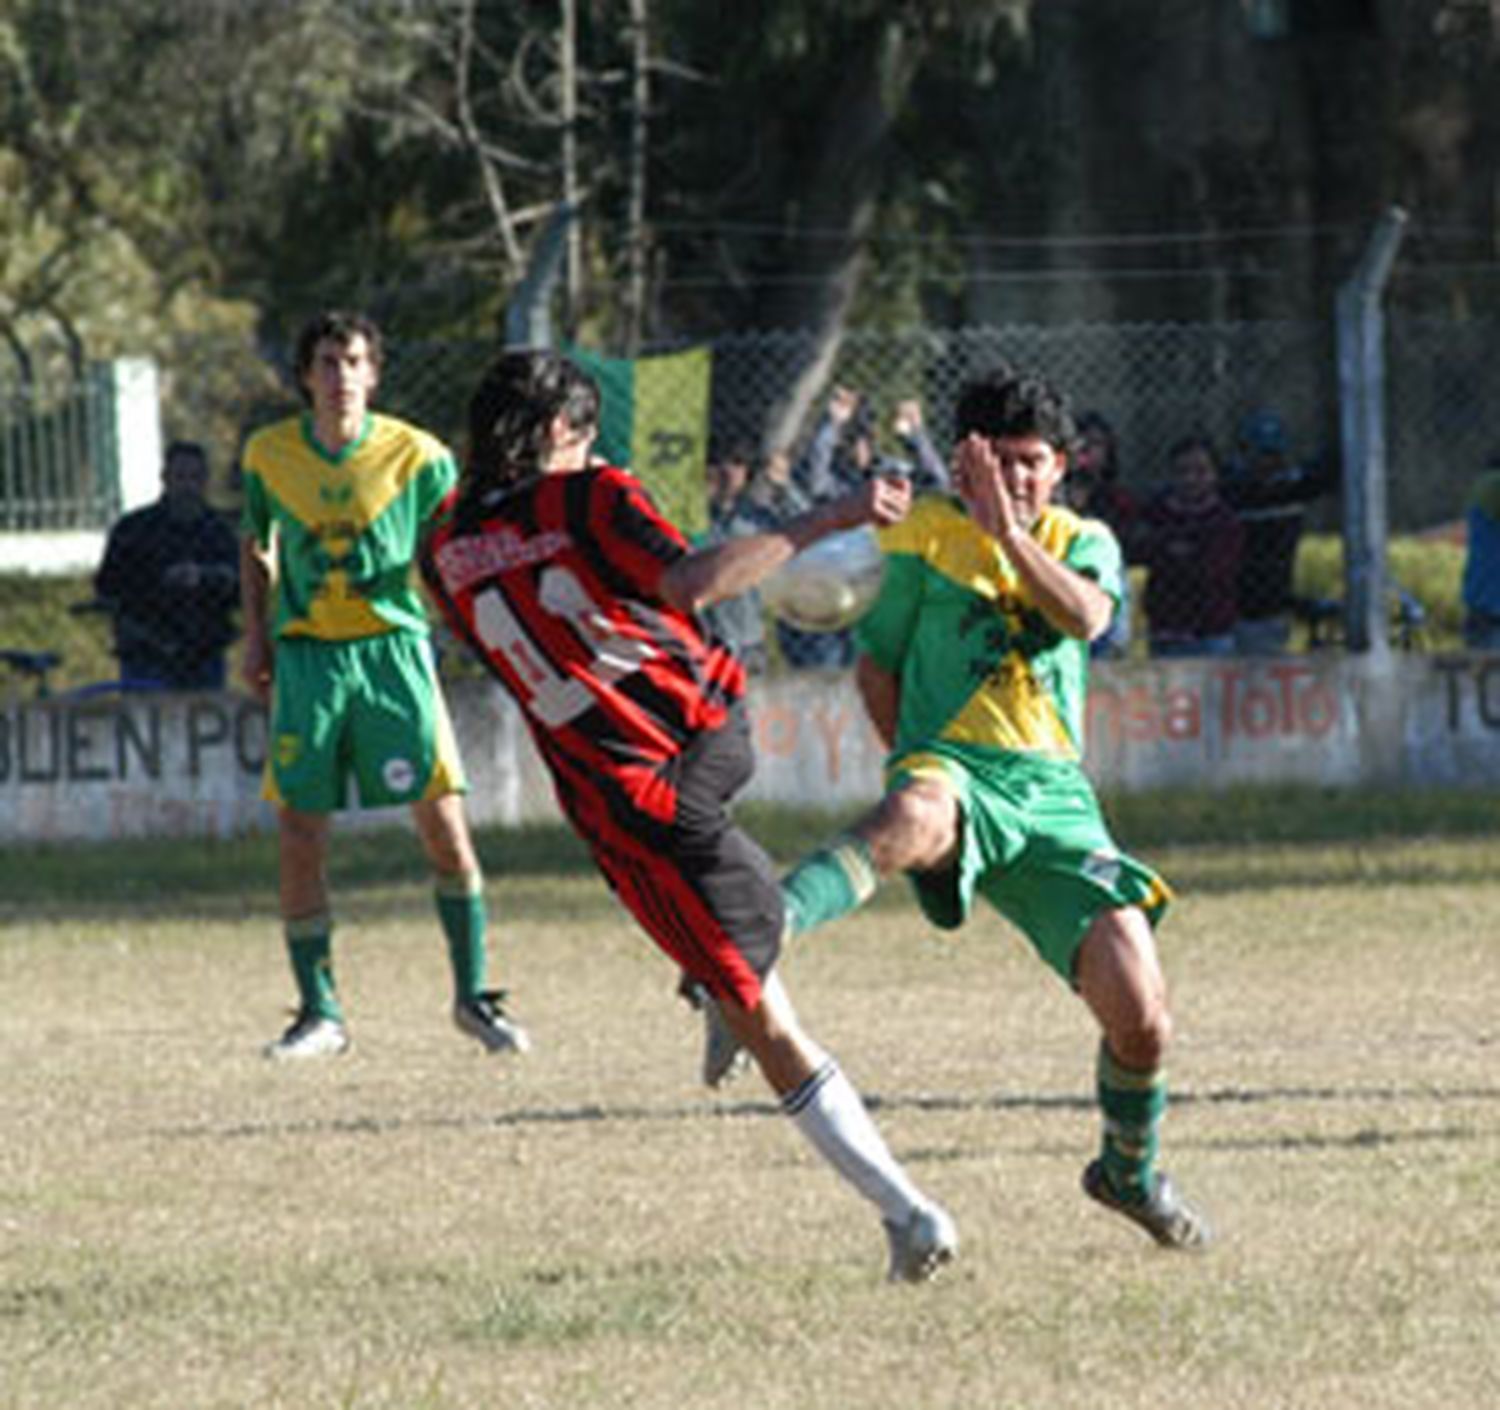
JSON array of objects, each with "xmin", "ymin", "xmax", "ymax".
[
  {"xmin": 890, "ymin": 741, "xmax": 1171, "ymax": 982},
  {"xmin": 264, "ymin": 632, "xmax": 467, "ymax": 813}
]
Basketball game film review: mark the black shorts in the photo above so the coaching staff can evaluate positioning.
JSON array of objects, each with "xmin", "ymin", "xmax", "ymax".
[{"xmin": 588, "ymin": 705, "xmax": 783, "ymax": 1009}]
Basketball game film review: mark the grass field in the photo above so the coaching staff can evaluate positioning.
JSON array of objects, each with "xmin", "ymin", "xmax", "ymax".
[{"xmin": 2, "ymin": 796, "xmax": 1497, "ymax": 1409}]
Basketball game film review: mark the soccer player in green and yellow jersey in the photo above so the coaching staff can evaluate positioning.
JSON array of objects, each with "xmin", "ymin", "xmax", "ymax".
[
  {"xmin": 240, "ymin": 310, "xmax": 528, "ymax": 1062},
  {"xmin": 709, "ymin": 368, "xmax": 1209, "ymax": 1250}
]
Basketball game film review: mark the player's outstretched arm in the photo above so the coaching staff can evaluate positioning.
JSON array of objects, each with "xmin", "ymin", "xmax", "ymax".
[{"xmin": 661, "ymin": 476, "xmax": 910, "ymax": 615}]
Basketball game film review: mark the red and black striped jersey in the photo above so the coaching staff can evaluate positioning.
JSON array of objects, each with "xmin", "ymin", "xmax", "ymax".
[{"xmin": 422, "ymin": 463, "xmax": 746, "ymax": 834}]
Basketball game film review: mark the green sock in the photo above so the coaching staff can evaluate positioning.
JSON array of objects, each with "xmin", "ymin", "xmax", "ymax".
[
  {"xmin": 781, "ymin": 834, "xmax": 879, "ymax": 939},
  {"xmin": 286, "ymin": 914, "xmax": 341, "ymax": 1021},
  {"xmin": 1096, "ymin": 1042, "xmax": 1168, "ymax": 1202},
  {"xmin": 435, "ymin": 873, "xmax": 488, "ymax": 1002}
]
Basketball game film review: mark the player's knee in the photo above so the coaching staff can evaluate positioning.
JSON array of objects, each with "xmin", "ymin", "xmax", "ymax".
[
  {"xmin": 279, "ymin": 808, "xmax": 327, "ymax": 851},
  {"xmin": 1111, "ymin": 1004, "xmax": 1172, "ymax": 1071},
  {"xmin": 864, "ymin": 783, "xmax": 957, "ymax": 872}
]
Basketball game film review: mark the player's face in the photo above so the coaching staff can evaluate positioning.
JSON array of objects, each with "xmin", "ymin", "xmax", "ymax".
[
  {"xmin": 958, "ymin": 433, "xmax": 1067, "ymax": 529},
  {"xmin": 302, "ymin": 334, "xmax": 380, "ymax": 423}
]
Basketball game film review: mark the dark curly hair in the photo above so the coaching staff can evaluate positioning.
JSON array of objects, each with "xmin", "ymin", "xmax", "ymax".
[{"xmin": 954, "ymin": 365, "xmax": 1075, "ymax": 452}]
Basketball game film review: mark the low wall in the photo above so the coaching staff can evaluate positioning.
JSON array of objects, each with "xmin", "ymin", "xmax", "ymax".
[{"xmin": 3, "ymin": 653, "xmax": 1499, "ymax": 843}]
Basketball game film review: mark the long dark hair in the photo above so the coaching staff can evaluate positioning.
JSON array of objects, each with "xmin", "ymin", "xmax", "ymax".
[{"xmin": 460, "ymin": 350, "xmax": 601, "ymax": 521}]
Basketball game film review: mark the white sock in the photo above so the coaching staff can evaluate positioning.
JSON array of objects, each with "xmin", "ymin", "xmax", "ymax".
[{"xmin": 783, "ymin": 1060, "xmax": 926, "ymax": 1224}]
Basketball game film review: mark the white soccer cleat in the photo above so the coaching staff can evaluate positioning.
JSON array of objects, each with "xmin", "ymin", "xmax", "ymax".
[
  {"xmin": 884, "ymin": 1203, "xmax": 959, "ymax": 1284},
  {"xmin": 264, "ymin": 1009, "xmax": 350, "ymax": 1061},
  {"xmin": 453, "ymin": 991, "xmax": 532, "ymax": 1055}
]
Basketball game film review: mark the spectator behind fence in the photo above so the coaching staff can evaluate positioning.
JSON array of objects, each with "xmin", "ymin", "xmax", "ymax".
[
  {"xmin": 93, "ymin": 439, "xmax": 241, "ymax": 689},
  {"xmin": 889, "ymin": 398, "xmax": 951, "ymax": 493},
  {"xmin": 796, "ymin": 384, "xmax": 877, "ymax": 503},
  {"xmin": 1221, "ymin": 408, "xmax": 1338, "ymax": 656},
  {"xmin": 1139, "ymin": 435, "xmax": 1243, "ymax": 658},
  {"xmin": 746, "ymin": 445, "xmax": 812, "ymax": 524},
  {"xmin": 1461, "ymin": 457, "xmax": 1500, "ymax": 650},
  {"xmin": 1065, "ymin": 411, "xmax": 1141, "ymax": 553},
  {"xmin": 1064, "ymin": 411, "xmax": 1139, "ymax": 658},
  {"xmin": 699, "ymin": 444, "xmax": 771, "ymax": 674}
]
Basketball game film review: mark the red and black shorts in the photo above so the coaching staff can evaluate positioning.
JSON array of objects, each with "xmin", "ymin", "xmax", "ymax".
[{"xmin": 584, "ymin": 706, "xmax": 783, "ymax": 1010}]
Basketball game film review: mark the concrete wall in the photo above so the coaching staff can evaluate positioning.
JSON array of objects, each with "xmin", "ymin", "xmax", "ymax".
[{"xmin": 3, "ymin": 654, "xmax": 1499, "ymax": 844}]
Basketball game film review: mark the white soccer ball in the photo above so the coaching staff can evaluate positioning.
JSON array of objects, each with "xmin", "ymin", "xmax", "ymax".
[{"xmin": 762, "ymin": 526, "xmax": 886, "ymax": 633}]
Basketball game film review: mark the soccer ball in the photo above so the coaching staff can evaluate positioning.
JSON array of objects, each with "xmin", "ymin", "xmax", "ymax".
[{"xmin": 762, "ymin": 526, "xmax": 886, "ymax": 633}]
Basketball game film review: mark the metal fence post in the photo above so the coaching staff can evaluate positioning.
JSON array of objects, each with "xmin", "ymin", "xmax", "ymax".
[
  {"xmin": 504, "ymin": 202, "xmax": 577, "ymax": 350},
  {"xmin": 1336, "ymin": 205, "xmax": 1408, "ymax": 654}
]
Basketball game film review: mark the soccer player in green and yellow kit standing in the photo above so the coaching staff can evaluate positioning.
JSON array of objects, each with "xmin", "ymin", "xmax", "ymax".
[
  {"xmin": 705, "ymin": 367, "xmax": 1209, "ymax": 1249},
  {"xmin": 240, "ymin": 310, "xmax": 529, "ymax": 1061}
]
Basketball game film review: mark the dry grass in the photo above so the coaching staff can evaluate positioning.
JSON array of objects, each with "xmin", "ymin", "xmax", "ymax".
[{"xmin": 2, "ymin": 835, "xmax": 1498, "ymax": 1409}]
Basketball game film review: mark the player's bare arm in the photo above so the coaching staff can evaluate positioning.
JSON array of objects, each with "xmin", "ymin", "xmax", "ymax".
[
  {"xmin": 661, "ymin": 474, "xmax": 911, "ymax": 615},
  {"xmin": 855, "ymin": 653, "xmax": 901, "ymax": 750},
  {"xmin": 239, "ymin": 533, "xmax": 275, "ymax": 701},
  {"xmin": 955, "ymin": 433, "xmax": 1114, "ymax": 642}
]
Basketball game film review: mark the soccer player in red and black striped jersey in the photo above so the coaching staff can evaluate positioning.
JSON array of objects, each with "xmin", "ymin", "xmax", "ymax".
[{"xmin": 421, "ymin": 349, "xmax": 956, "ymax": 1283}]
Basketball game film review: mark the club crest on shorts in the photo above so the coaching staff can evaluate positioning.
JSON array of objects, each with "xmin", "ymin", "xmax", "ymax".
[
  {"xmin": 382, "ymin": 756, "xmax": 417, "ymax": 794},
  {"xmin": 1082, "ymin": 849, "xmax": 1122, "ymax": 889}
]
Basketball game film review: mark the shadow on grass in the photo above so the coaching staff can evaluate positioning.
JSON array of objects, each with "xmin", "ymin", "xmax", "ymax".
[
  {"xmin": 0, "ymin": 820, "xmax": 598, "ymax": 916},
  {"xmin": 147, "ymin": 1078, "xmax": 1500, "ymax": 1150},
  {"xmin": 2, "ymin": 787, "xmax": 1497, "ymax": 920}
]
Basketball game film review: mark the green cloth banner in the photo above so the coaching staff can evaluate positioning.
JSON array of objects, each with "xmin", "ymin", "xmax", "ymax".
[{"xmin": 567, "ymin": 345, "xmax": 712, "ymax": 536}]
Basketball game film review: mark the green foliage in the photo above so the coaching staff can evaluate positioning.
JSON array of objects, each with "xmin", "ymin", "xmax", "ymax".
[
  {"xmin": 1294, "ymin": 532, "xmax": 1465, "ymax": 649},
  {"xmin": 0, "ymin": 573, "xmax": 116, "ymax": 694}
]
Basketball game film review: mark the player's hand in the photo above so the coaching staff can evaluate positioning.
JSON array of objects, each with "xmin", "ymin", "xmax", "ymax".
[
  {"xmin": 828, "ymin": 385, "xmax": 861, "ymax": 425},
  {"xmin": 892, "ymin": 399, "xmax": 923, "ymax": 438},
  {"xmin": 955, "ymin": 434, "xmax": 1020, "ymax": 544},
  {"xmin": 825, "ymin": 473, "xmax": 911, "ymax": 532},
  {"xmin": 240, "ymin": 631, "xmax": 274, "ymax": 704}
]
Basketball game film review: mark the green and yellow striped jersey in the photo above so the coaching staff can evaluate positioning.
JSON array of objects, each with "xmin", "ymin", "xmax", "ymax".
[
  {"xmin": 857, "ymin": 494, "xmax": 1122, "ymax": 762},
  {"xmin": 241, "ymin": 412, "xmax": 456, "ymax": 641}
]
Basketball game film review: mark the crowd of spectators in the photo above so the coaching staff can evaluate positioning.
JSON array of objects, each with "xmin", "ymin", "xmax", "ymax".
[
  {"xmin": 1066, "ymin": 406, "xmax": 1340, "ymax": 661},
  {"xmin": 99, "ymin": 389, "xmax": 1494, "ymax": 689},
  {"xmin": 705, "ymin": 387, "xmax": 1344, "ymax": 670}
]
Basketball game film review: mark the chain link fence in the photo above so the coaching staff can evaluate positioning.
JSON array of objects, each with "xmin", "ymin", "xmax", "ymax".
[{"xmin": 4, "ymin": 311, "xmax": 1493, "ymax": 682}]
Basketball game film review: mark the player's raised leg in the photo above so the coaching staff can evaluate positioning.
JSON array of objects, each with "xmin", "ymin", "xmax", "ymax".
[{"xmin": 697, "ymin": 775, "xmax": 958, "ymax": 1088}]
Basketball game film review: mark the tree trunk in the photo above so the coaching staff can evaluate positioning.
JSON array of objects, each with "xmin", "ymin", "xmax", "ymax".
[{"xmin": 756, "ymin": 15, "xmax": 929, "ymax": 453}]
